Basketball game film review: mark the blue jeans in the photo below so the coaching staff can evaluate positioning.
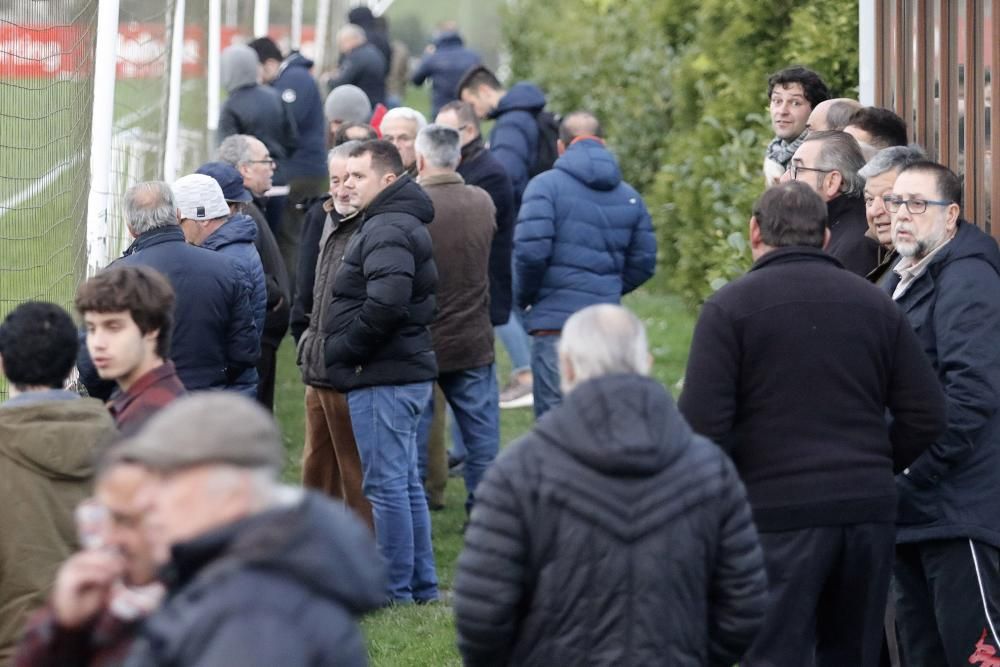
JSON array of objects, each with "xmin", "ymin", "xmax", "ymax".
[
  {"xmin": 531, "ymin": 334, "xmax": 563, "ymax": 418},
  {"xmin": 496, "ymin": 311, "xmax": 532, "ymax": 373},
  {"xmin": 418, "ymin": 364, "xmax": 500, "ymax": 512},
  {"xmin": 348, "ymin": 382, "xmax": 438, "ymax": 604}
]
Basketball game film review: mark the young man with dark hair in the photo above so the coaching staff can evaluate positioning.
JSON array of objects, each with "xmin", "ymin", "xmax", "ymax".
[
  {"xmin": 764, "ymin": 65, "xmax": 831, "ymax": 185},
  {"xmin": 679, "ymin": 180, "xmax": 946, "ymax": 666},
  {"xmin": 845, "ymin": 106, "xmax": 909, "ymax": 152},
  {"xmin": 325, "ymin": 139, "xmax": 440, "ymax": 604},
  {"xmin": 76, "ymin": 265, "xmax": 185, "ymax": 435},
  {"xmin": 0, "ymin": 301, "xmax": 117, "ymax": 662}
]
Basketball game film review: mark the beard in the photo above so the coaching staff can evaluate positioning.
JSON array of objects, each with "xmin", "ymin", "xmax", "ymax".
[
  {"xmin": 333, "ymin": 199, "xmax": 358, "ymax": 217},
  {"xmin": 893, "ymin": 225, "xmax": 947, "ymax": 259}
]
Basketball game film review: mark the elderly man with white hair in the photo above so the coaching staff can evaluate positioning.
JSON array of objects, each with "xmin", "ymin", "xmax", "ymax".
[
  {"xmin": 453, "ymin": 303, "xmax": 768, "ymax": 667},
  {"xmin": 380, "ymin": 106, "xmax": 427, "ymax": 177}
]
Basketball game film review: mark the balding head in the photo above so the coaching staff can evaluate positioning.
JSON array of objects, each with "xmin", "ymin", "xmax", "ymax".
[
  {"xmin": 125, "ymin": 181, "xmax": 178, "ymax": 237},
  {"xmin": 807, "ymin": 98, "xmax": 862, "ymax": 132},
  {"xmin": 337, "ymin": 24, "xmax": 367, "ymax": 54},
  {"xmin": 558, "ymin": 304, "xmax": 651, "ymax": 394},
  {"xmin": 558, "ymin": 111, "xmax": 603, "ymax": 148}
]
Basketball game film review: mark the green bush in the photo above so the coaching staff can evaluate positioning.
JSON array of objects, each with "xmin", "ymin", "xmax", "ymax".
[{"xmin": 503, "ymin": 0, "xmax": 858, "ymax": 305}]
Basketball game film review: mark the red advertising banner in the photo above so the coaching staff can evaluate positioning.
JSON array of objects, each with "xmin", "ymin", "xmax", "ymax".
[{"xmin": 0, "ymin": 25, "xmax": 317, "ymax": 79}]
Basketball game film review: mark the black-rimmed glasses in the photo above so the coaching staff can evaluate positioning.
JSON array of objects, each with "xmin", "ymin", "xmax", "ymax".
[{"xmin": 883, "ymin": 195, "xmax": 953, "ymax": 214}]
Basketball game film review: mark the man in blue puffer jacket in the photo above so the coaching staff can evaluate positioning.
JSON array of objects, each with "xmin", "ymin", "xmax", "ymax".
[
  {"xmin": 514, "ymin": 111, "xmax": 656, "ymax": 417},
  {"xmin": 173, "ymin": 174, "xmax": 266, "ymax": 397}
]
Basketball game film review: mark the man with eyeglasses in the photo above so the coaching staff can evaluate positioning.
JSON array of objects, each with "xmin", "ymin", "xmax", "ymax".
[
  {"xmin": 783, "ymin": 129, "xmax": 880, "ymax": 276},
  {"xmin": 881, "ymin": 161, "xmax": 1000, "ymax": 666}
]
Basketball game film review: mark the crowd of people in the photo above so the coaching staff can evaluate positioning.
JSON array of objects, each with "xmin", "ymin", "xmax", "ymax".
[{"xmin": 0, "ymin": 13, "xmax": 997, "ymax": 667}]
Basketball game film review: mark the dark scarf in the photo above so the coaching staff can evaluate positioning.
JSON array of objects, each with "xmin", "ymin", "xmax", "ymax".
[
  {"xmin": 766, "ymin": 129, "xmax": 808, "ymax": 168},
  {"xmin": 460, "ymin": 135, "xmax": 487, "ymax": 165}
]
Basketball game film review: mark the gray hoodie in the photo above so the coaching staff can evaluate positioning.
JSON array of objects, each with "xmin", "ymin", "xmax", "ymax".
[{"xmin": 221, "ymin": 44, "xmax": 260, "ymax": 94}]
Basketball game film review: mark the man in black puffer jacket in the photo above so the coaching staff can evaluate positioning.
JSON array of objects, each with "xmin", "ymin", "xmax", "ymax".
[
  {"xmin": 324, "ymin": 140, "xmax": 439, "ymax": 605},
  {"xmin": 454, "ymin": 304, "xmax": 768, "ymax": 667}
]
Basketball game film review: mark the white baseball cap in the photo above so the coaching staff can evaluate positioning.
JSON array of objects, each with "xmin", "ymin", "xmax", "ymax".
[{"xmin": 172, "ymin": 173, "xmax": 230, "ymax": 220}]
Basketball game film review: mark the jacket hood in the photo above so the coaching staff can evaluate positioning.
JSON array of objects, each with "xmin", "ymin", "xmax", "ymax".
[
  {"xmin": 201, "ymin": 213, "xmax": 258, "ymax": 251},
  {"xmin": 281, "ymin": 51, "xmax": 314, "ymax": 71},
  {"xmin": 0, "ymin": 398, "xmax": 115, "ymax": 480},
  {"xmin": 221, "ymin": 45, "xmax": 260, "ymax": 93},
  {"xmin": 363, "ymin": 174, "xmax": 435, "ymax": 224},
  {"xmin": 932, "ymin": 220, "xmax": 1000, "ymax": 277},
  {"xmin": 347, "ymin": 6, "xmax": 376, "ymax": 29},
  {"xmin": 434, "ymin": 32, "xmax": 464, "ymax": 48},
  {"xmin": 555, "ymin": 139, "xmax": 622, "ymax": 191},
  {"xmin": 535, "ymin": 374, "xmax": 690, "ymax": 476},
  {"xmin": 172, "ymin": 491, "xmax": 385, "ymax": 614},
  {"xmin": 492, "ymin": 82, "xmax": 546, "ymax": 117}
]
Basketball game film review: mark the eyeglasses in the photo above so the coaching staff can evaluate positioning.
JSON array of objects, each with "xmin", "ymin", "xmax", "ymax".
[
  {"xmin": 245, "ymin": 158, "xmax": 276, "ymax": 167},
  {"xmin": 789, "ymin": 164, "xmax": 833, "ymax": 180},
  {"xmin": 883, "ymin": 195, "xmax": 953, "ymax": 214}
]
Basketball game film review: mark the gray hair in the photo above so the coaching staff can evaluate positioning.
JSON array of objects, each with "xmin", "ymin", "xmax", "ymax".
[
  {"xmin": 216, "ymin": 134, "xmax": 256, "ymax": 166},
  {"xmin": 125, "ymin": 181, "xmax": 177, "ymax": 234},
  {"xmin": 807, "ymin": 130, "xmax": 867, "ymax": 198},
  {"xmin": 558, "ymin": 304, "xmax": 651, "ymax": 392},
  {"xmin": 381, "ymin": 106, "xmax": 427, "ymax": 133},
  {"xmin": 415, "ymin": 124, "xmax": 461, "ymax": 169},
  {"xmin": 858, "ymin": 144, "xmax": 928, "ymax": 180},
  {"xmin": 337, "ymin": 24, "xmax": 367, "ymax": 43},
  {"xmin": 824, "ymin": 99, "xmax": 863, "ymax": 131},
  {"xmin": 328, "ymin": 140, "xmax": 362, "ymax": 166}
]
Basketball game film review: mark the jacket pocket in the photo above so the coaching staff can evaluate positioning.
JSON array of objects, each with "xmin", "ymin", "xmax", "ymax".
[
  {"xmin": 896, "ymin": 475, "xmax": 938, "ymax": 525},
  {"xmin": 296, "ymin": 329, "xmax": 312, "ymax": 368}
]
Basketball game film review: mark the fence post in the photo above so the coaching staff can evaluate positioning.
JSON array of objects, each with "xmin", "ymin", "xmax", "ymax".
[
  {"xmin": 207, "ymin": 0, "xmax": 221, "ymax": 135},
  {"xmin": 86, "ymin": 0, "xmax": 121, "ymax": 275},
  {"xmin": 314, "ymin": 0, "xmax": 331, "ymax": 73},
  {"xmin": 858, "ymin": 0, "xmax": 876, "ymax": 105},
  {"xmin": 254, "ymin": 0, "xmax": 270, "ymax": 37},
  {"xmin": 291, "ymin": 0, "xmax": 304, "ymax": 50},
  {"xmin": 163, "ymin": 0, "xmax": 187, "ymax": 183}
]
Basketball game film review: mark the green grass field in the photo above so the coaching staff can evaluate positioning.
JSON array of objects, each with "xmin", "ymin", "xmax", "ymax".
[{"xmin": 274, "ymin": 278, "xmax": 697, "ymax": 665}]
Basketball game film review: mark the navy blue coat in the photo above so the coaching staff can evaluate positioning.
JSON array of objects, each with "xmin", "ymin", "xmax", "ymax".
[
  {"xmin": 488, "ymin": 83, "xmax": 546, "ymax": 206},
  {"xmin": 514, "ymin": 139, "xmax": 657, "ymax": 332},
  {"xmin": 458, "ymin": 138, "xmax": 515, "ymax": 325},
  {"xmin": 330, "ymin": 43, "xmax": 386, "ymax": 107},
  {"xmin": 123, "ymin": 493, "xmax": 385, "ymax": 667},
  {"xmin": 218, "ymin": 85, "xmax": 298, "ymax": 186},
  {"xmin": 272, "ymin": 53, "xmax": 328, "ymax": 180},
  {"xmin": 411, "ymin": 32, "xmax": 480, "ymax": 116},
  {"xmin": 884, "ymin": 221, "xmax": 1000, "ymax": 548},
  {"xmin": 79, "ymin": 226, "xmax": 259, "ymax": 397},
  {"xmin": 201, "ymin": 213, "xmax": 266, "ymax": 396}
]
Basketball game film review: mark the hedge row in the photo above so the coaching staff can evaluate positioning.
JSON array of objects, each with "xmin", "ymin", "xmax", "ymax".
[{"xmin": 503, "ymin": 0, "xmax": 858, "ymax": 304}]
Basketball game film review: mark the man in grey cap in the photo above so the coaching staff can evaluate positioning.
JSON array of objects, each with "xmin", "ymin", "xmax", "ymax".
[
  {"xmin": 196, "ymin": 161, "xmax": 289, "ymax": 410},
  {"xmin": 324, "ymin": 84, "xmax": 373, "ymax": 146},
  {"xmin": 172, "ymin": 174, "xmax": 266, "ymax": 398},
  {"xmin": 117, "ymin": 393, "xmax": 385, "ymax": 666}
]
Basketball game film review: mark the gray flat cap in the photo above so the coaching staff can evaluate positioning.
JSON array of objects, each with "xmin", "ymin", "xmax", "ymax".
[{"xmin": 114, "ymin": 392, "xmax": 284, "ymax": 472}]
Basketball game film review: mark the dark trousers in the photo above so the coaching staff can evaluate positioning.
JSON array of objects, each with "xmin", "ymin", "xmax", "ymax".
[
  {"xmin": 279, "ymin": 175, "xmax": 328, "ymax": 304},
  {"xmin": 743, "ymin": 522, "xmax": 895, "ymax": 667},
  {"xmin": 255, "ymin": 343, "xmax": 277, "ymax": 411},
  {"xmin": 895, "ymin": 539, "xmax": 1000, "ymax": 667}
]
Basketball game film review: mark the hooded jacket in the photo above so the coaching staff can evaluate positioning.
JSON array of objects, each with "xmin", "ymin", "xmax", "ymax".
[
  {"xmin": 271, "ymin": 53, "xmax": 327, "ymax": 180},
  {"xmin": 123, "ymin": 491, "xmax": 384, "ymax": 667},
  {"xmin": 453, "ymin": 374, "xmax": 768, "ymax": 667},
  {"xmin": 458, "ymin": 138, "xmax": 515, "ymax": 325},
  {"xmin": 882, "ymin": 220, "xmax": 1000, "ymax": 547},
  {"xmin": 200, "ymin": 214, "xmax": 265, "ymax": 396},
  {"xmin": 0, "ymin": 396, "xmax": 116, "ymax": 662},
  {"xmin": 488, "ymin": 82, "xmax": 547, "ymax": 205},
  {"xmin": 219, "ymin": 46, "xmax": 298, "ymax": 185},
  {"xmin": 514, "ymin": 139, "xmax": 657, "ymax": 332},
  {"xmin": 411, "ymin": 32, "xmax": 481, "ymax": 116},
  {"xmin": 80, "ymin": 225, "xmax": 260, "ymax": 395},
  {"xmin": 323, "ymin": 175, "xmax": 438, "ymax": 392}
]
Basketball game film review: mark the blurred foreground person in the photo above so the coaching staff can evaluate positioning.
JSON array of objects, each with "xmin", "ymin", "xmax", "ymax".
[
  {"xmin": 883, "ymin": 162, "xmax": 1000, "ymax": 666},
  {"xmin": 13, "ymin": 462, "xmax": 162, "ymax": 667},
  {"xmin": 118, "ymin": 393, "xmax": 385, "ymax": 666},
  {"xmin": 0, "ymin": 302, "xmax": 117, "ymax": 661},
  {"xmin": 454, "ymin": 304, "xmax": 768, "ymax": 666},
  {"xmin": 76, "ymin": 266, "xmax": 185, "ymax": 436},
  {"xmin": 679, "ymin": 181, "xmax": 946, "ymax": 666}
]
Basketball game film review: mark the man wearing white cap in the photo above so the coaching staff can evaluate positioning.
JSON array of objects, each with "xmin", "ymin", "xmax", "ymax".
[{"xmin": 172, "ymin": 174, "xmax": 266, "ymax": 397}]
